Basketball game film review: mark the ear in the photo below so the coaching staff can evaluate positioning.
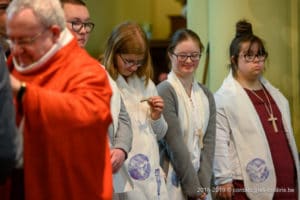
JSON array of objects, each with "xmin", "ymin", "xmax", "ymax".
[
  {"xmin": 168, "ymin": 52, "xmax": 173, "ymax": 60},
  {"xmin": 49, "ymin": 25, "xmax": 62, "ymax": 43},
  {"xmin": 230, "ymin": 55, "xmax": 236, "ymax": 65}
]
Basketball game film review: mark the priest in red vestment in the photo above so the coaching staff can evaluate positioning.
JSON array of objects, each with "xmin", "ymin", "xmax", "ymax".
[{"xmin": 4, "ymin": 0, "xmax": 113, "ymax": 199}]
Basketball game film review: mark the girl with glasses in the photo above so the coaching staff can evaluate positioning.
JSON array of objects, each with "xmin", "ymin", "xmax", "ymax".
[
  {"xmin": 214, "ymin": 20, "xmax": 299, "ymax": 200},
  {"xmin": 103, "ymin": 21, "xmax": 169, "ymax": 200},
  {"xmin": 157, "ymin": 28, "xmax": 216, "ymax": 200}
]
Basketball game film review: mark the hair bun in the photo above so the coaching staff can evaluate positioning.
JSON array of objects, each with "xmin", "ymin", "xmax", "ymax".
[{"xmin": 235, "ymin": 20, "xmax": 253, "ymax": 37}]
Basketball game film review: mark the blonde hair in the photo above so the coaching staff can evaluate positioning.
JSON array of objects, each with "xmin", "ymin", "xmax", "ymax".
[{"xmin": 103, "ymin": 21, "xmax": 153, "ymax": 86}]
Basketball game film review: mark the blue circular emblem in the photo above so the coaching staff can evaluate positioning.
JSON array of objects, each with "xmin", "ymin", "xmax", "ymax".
[
  {"xmin": 246, "ymin": 158, "xmax": 269, "ymax": 183},
  {"xmin": 128, "ymin": 154, "xmax": 151, "ymax": 180}
]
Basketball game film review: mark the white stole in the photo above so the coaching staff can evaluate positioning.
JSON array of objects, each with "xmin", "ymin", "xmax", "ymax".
[
  {"xmin": 115, "ymin": 74, "xmax": 169, "ymax": 200},
  {"xmin": 215, "ymin": 72, "xmax": 300, "ymax": 200},
  {"xmin": 107, "ymin": 74, "xmax": 121, "ymax": 139},
  {"xmin": 167, "ymin": 71, "xmax": 209, "ymax": 168},
  {"xmin": 106, "ymin": 72, "xmax": 133, "ymax": 193},
  {"xmin": 166, "ymin": 71, "xmax": 210, "ymax": 200}
]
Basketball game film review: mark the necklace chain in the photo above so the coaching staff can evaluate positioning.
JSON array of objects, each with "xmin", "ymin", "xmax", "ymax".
[{"xmin": 249, "ymin": 86, "xmax": 279, "ymax": 133}]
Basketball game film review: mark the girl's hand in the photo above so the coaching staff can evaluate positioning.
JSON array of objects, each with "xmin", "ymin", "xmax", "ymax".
[{"xmin": 148, "ymin": 96, "xmax": 164, "ymax": 120}]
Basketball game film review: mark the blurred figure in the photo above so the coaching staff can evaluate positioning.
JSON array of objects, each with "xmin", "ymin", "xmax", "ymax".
[
  {"xmin": 0, "ymin": 1, "xmax": 17, "ymax": 199},
  {"xmin": 6, "ymin": 0, "xmax": 113, "ymax": 199},
  {"xmin": 157, "ymin": 29, "xmax": 216, "ymax": 200},
  {"xmin": 61, "ymin": 0, "xmax": 134, "ymax": 196},
  {"xmin": 0, "ymin": 0, "xmax": 10, "ymax": 52},
  {"xmin": 0, "ymin": 45, "xmax": 16, "ymax": 185},
  {"xmin": 103, "ymin": 21, "xmax": 169, "ymax": 200},
  {"xmin": 158, "ymin": 72, "xmax": 168, "ymax": 83}
]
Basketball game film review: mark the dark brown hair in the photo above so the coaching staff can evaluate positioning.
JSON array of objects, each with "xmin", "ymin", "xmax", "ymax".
[
  {"xmin": 168, "ymin": 28, "xmax": 204, "ymax": 54},
  {"xmin": 229, "ymin": 20, "xmax": 268, "ymax": 77}
]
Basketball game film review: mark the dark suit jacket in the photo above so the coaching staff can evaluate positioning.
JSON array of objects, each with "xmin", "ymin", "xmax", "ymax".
[{"xmin": 0, "ymin": 46, "xmax": 16, "ymax": 184}]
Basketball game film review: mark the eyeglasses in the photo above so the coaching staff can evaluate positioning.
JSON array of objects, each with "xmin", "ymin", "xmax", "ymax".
[
  {"xmin": 6, "ymin": 29, "xmax": 48, "ymax": 47},
  {"xmin": 67, "ymin": 21, "xmax": 95, "ymax": 33},
  {"xmin": 172, "ymin": 52, "xmax": 201, "ymax": 62},
  {"xmin": 0, "ymin": 3, "xmax": 9, "ymax": 11},
  {"xmin": 119, "ymin": 54, "xmax": 145, "ymax": 68},
  {"xmin": 241, "ymin": 53, "xmax": 267, "ymax": 62}
]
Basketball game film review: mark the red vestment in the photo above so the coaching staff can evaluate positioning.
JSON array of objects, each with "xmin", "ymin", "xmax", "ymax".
[{"xmin": 7, "ymin": 38, "xmax": 113, "ymax": 200}]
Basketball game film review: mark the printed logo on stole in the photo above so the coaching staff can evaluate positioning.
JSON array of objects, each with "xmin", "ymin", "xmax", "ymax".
[
  {"xmin": 128, "ymin": 154, "xmax": 151, "ymax": 180},
  {"xmin": 246, "ymin": 158, "xmax": 269, "ymax": 183}
]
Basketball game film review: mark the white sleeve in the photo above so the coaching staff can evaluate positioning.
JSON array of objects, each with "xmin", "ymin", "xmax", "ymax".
[{"xmin": 214, "ymin": 107, "xmax": 233, "ymax": 185}]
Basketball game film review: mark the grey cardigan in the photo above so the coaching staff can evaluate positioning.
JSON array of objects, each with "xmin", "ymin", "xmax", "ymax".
[
  {"xmin": 110, "ymin": 98, "xmax": 132, "ymax": 157},
  {"xmin": 157, "ymin": 80, "xmax": 216, "ymax": 197},
  {"xmin": 0, "ymin": 47, "xmax": 17, "ymax": 184}
]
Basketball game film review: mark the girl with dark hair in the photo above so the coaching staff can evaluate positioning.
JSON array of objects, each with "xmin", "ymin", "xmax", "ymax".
[
  {"xmin": 157, "ymin": 28, "xmax": 216, "ymax": 200},
  {"xmin": 214, "ymin": 20, "xmax": 299, "ymax": 200}
]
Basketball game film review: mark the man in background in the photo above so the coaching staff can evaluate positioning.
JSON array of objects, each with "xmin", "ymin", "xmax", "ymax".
[{"xmin": 61, "ymin": 0, "xmax": 94, "ymax": 47}]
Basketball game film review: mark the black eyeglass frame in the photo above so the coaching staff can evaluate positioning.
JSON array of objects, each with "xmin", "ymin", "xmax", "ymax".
[
  {"xmin": 172, "ymin": 52, "xmax": 202, "ymax": 62},
  {"xmin": 119, "ymin": 54, "xmax": 145, "ymax": 68},
  {"xmin": 6, "ymin": 28, "xmax": 49, "ymax": 47},
  {"xmin": 67, "ymin": 21, "xmax": 95, "ymax": 33},
  {"xmin": 0, "ymin": 3, "xmax": 8, "ymax": 11},
  {"xmin": 240, "ymin": 53, "xmax": 267, "ymax": 62}
]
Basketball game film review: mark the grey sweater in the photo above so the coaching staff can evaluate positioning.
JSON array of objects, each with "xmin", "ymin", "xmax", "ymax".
[
  {"xmin": 157, "ymin": 80, "xmax": 216, "ymax": 198},
  {"xmin": 110, "ymin": 98, "xmax": 132, "ymax": 156},
  {"xmin": 0, "ymin": 47, "xmax": 17, "ymax": 184}
]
